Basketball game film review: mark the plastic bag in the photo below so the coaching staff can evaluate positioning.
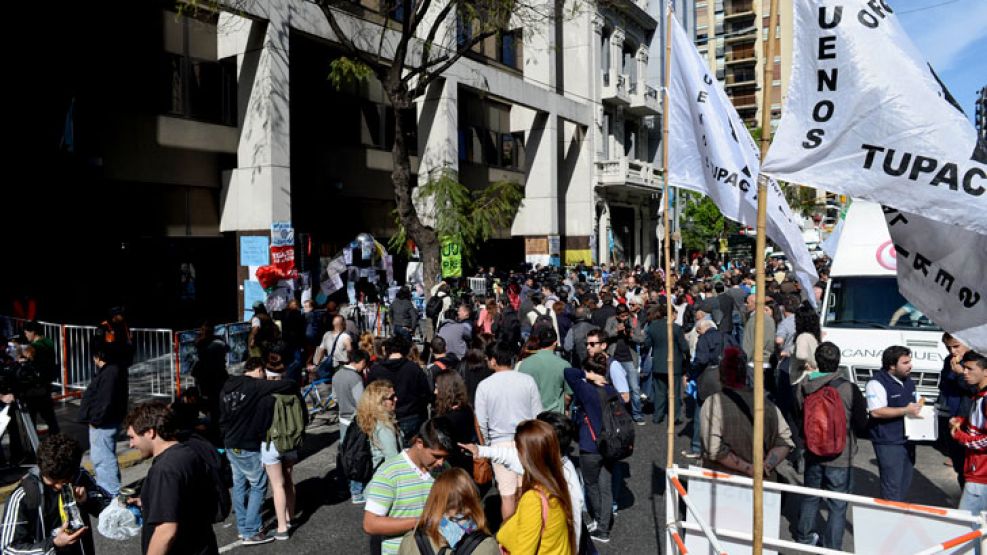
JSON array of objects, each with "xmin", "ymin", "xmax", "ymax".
[{"xmin": 97, "ymin": 499, "xmax": 141, "ymax": 540}]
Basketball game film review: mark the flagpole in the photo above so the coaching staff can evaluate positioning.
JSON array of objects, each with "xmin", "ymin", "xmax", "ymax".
[
  {"xmin": 753, "ymin": 0, "xmax": 780, "ymax": 551},
  {"xmin": 662, "ymin": 0, "xmax": 676, "ymax": 470}
]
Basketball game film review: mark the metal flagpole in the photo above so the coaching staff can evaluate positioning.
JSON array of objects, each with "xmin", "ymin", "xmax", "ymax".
[
  {"xmin": 662, "ymin": 0, "xmax": 675, "ymax": 469},
  {"xmin": 753, "ymin": 0, "xmax": 780, "ymax": 551}
]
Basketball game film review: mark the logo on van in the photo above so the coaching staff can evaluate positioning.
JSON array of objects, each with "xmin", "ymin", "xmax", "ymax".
[{"xmin": 876, "ymin": 240, "xmax": 897, "ymax": 271}]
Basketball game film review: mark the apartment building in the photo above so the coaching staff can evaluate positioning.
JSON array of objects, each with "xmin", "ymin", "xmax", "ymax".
[{"xmin": 693, "ymin": 0, "xmax": 791, "ymax": 129}]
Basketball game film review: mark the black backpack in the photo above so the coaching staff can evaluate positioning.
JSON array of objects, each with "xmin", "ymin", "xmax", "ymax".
[
  {"xmin": 426, "ymin": 294, "xmax": 445, "ymax": 321},
  {"xmin": 585, "ymin": 387, "xmax": 635, "ymax": 461},
  {"xmin": 338, "ymin": 424, "xmax": 377, "ymax": 483},
  {"xmin": 414, "ymin": 528, "xmax": 491, "ymax": 555},
  {"xmin": 184, "ymin": 435, "xmax": 232, "ymax": 523}
]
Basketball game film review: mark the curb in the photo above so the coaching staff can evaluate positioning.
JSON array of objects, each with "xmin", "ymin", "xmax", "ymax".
[{"xmin": 0, "ymin": 449, "xmax": 145, "ymax": 505}]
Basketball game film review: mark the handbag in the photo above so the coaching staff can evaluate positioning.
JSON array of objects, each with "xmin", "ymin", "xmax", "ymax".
[{"xmin": 472, "ymin": 417, "xmax": 493, "ymax": 485}]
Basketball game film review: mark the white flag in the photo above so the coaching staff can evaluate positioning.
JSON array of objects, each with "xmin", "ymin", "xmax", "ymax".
[
  {"xmin": 666, "ymin": 15, "xmax": 819, "ymax": 302},
  {"xmin": 762, "ymin": 0, "xmax": 987, "ymax": 351},
  {"xmin": 762, "ymin": 0, "xmax": 987, "ymax": 235}
]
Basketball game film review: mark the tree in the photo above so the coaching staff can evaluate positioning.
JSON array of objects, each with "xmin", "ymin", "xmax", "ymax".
[
  {"xmin": 312, "ymin": 0, "xmax": 559, "ymax": 290},
  {"xmin": 681, "ymin": 195, "xmax": 726, "ymax": 253}
]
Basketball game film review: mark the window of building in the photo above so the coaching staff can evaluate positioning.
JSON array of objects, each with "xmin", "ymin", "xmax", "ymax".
[
  {"xmin": 161, "ymin": 9, "xmax": 236, "ymax": 126},
  {"xmin": 458, "ymin": 93, "xmax": 524, "ymax": 170},
  {"xmin": 497, "ymin": 29, "xmax": 522, "ymax": 69}
]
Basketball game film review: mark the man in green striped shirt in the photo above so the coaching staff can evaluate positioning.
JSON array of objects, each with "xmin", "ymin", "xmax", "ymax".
[{"xmin": 363, "ymin": 418, "xmax": 455, "ymax": 555}]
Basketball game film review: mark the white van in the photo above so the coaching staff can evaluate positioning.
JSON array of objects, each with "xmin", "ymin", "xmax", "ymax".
[{"xmin": 820, "ymin": 200, "xmax": 945, "ymax": 400}]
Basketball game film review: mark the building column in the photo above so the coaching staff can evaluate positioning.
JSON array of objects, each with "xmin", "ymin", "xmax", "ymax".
[
  {"xmin": 218, "ymin": 11, "xmax": 292, "ymax": 318},
  {"xmin": 634, "ymin": 204, "xmax": 644, "ymax": 266},
  {"xmin": 598, "ymin": 201, "xmax": 610, "ymax": 264},
  {"xmin": 512, "ymin": 111, "xmax": 559, "ymax": 266},
  {"xmin": 610, "ymin": 28, "xmax": 625, "ymax": 83},
  {"xmin": 416, "ymin": 77, "xmax": 459, "ymax": 185}
]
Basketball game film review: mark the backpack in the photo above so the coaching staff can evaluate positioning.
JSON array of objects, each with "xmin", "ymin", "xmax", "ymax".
[
  {"xmin": 266, "ymin": 394, "xmax": 306, "ymax": 453},
  {"xmin": 585, "ymin": 387, "xmax": 635, "ymax": 461},
  {"xmin": 426, "ymin": 294, "xmax": 445, "ymax": 321},
  {"xmin": 530, "ymin": 307, "xmax": 554, "ymax": 335},
  {"xmin": 184, "ymin": 435, "xmax": 232, "ymax": 523},
  {"xmin": 338, "ymin": 423, "xmax": 377, "ymax": 482},
  {"xmin": 413, "ymin": 528, "xmax": 492, "ymax": 555},
  {"xmin": 803, "ymin": 378, "xmax": 848, "ymax": 457}
]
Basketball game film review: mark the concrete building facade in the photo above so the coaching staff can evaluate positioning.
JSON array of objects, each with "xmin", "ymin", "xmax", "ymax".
[{"xmin": 6, "ymin": 0, "xmax": 700, "ymax": 325}]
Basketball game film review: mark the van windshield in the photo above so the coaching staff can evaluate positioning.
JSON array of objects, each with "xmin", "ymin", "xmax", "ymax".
[{"xmin": 824, "ymin": 276, "xmax": 942, "ymax": 331}]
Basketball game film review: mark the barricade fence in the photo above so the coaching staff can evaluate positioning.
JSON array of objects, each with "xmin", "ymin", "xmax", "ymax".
[
  {"xmin": 665, "ymin": 465, "xmax": 986, "ymax": 555},
  {"xmin": 3, "ymin": 308, "xmax": 396, "ymax": 402}
]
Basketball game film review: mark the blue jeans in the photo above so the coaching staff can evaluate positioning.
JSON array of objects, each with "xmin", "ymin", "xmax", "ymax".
[
  {"xmin": 959, "ymin": 481, "xmax": 987, "ymax": 515},
  {"xmin": 690, "ymin": 399, "xmax": 703, "ymax": 454},
  {"xmin": 873, "ymin": 443, "xmax": 915, "ymax": 502},
  {"xmin": 398, "ymin": 414, "xmax": 424, "ymax": 446},
  {"xmin": 89, "ymin": 426, "xmax": 120, "ymax": 496},
  {"xmin": 228, "ymin": 449, "xmax": 268, "ymax": 538},
  {"xmin": 339, "ymin": 422, "xmax": 365, "ymax": 498},
  {"xmin": 620, "ymin": 361, "xmax": 643, "ymax": 421},
  {"xmin": 796, "ymin": 463, "xmax": 852, "ymax": 548}
]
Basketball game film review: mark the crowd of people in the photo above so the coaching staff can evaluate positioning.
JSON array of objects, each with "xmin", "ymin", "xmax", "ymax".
[{"xmin": 1, "ymin": 254, "xmax": 985, "ymax": 554}]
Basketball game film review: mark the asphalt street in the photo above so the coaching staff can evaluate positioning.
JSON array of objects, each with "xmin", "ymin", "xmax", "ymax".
[{"xmin": 41, "ymin": 403, "xmax": 960, "ymax": 555}]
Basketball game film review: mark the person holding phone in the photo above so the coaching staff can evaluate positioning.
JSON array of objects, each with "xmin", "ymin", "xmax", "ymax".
[{"xmin": 0, "ymin": 434, "xmax": 108, "ymax": 554}]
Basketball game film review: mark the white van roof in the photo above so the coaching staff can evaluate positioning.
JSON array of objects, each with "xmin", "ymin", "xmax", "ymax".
[{"xmin": 829, "ymin": 200, "xmax": 896, "ymax": 277}]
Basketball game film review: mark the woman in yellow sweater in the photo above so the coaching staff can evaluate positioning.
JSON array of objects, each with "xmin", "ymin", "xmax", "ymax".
[{"xmin": 496, "ymin": 420, "xmax": 575, "ymax": 555}]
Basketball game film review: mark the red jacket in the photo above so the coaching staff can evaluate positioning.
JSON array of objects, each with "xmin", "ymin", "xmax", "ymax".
[{"xmin": 952, "ymin": 388, "xmax": 987, "ymax": 485}]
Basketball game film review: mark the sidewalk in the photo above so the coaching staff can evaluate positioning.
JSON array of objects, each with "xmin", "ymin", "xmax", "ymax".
[{"xmin": 0, "ymin": 400, "xmax": 144, "ymax": 503}]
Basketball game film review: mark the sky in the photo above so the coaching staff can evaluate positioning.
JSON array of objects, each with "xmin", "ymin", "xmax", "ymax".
[{"xmin": 896, "ymin": 0, "xmax": 987, "ymax": 123}]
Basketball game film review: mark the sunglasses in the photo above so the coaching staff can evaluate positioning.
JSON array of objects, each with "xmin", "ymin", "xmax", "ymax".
[{"xmin": 586, "ymin": 341, "xmax": 604, "ymax": 346}]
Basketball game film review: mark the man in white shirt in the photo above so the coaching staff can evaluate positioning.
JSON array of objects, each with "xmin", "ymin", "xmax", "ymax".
[
  {"xmin": 474, "ymin": 341, "xmax": 543, "ymax": 520},
  {"xmin": 312, "ymin": 315, "xmax": 352, "ymax": 375}
]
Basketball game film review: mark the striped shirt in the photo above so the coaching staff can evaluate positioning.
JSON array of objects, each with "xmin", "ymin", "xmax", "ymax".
[{"xmin": 364, "ymin": 450, "xmax": 435, "ymax": 555}]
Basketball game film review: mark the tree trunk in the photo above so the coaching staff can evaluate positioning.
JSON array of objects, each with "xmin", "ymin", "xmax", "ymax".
[{"xmin": 388, "ymin": 85, "xmax": 441, "ymax": 292}]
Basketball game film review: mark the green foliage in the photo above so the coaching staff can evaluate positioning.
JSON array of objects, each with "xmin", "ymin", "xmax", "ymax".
[
  {"xmin": 389, "ymin": 169, "xmax": 524, "ymax": 258},
  {"xmin": 328, "ymin": 57, "xmax": 373, "ymax": 90},
  {"xmin": 681, "ymin": 195, "xmax": 726, "ymax": 252}
]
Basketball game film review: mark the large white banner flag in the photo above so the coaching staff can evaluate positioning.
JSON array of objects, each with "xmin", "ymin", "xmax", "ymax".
[
  {"xmin": 762, "ymin": 0, "xmax": 986, "ymax": 351},
  {"xmin": 666, "ymin": 15, "xmax": 818, "ymax": 303},
  {"xmin": 761, "ymin": 0, "xmax": 987, "ymax": 234}
]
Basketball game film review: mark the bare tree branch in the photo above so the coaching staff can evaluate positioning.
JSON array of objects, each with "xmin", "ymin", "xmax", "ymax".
[
  {"xmin": 313, "ymin": 0, "xmax": 388, "ymax": 79},
  {"xmin": 410, "ymin": 28, "xmax": 498, "ymax": 96}
]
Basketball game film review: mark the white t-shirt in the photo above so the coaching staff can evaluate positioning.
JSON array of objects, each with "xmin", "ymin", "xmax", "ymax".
[
  {"xmin": 475, "ymin": 371, "xmax": 543, "ymax": 445},
  {"xmin": 865, "ymin": 374, "xmax": 918, "ymax": 412}
]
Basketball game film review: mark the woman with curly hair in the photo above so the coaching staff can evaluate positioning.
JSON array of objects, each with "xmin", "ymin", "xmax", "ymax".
[
  {"xmin": 497, "ymin": 420, "xmax": 575, "ymax": 554},
  {"xmin": 356, "ymin": 380, "xmax": 402, "ymax": 480},
  {"xmin": 431, "ymin": 372, "xmax": 477, "ymax": 472},
  {"xmin": 397, "ymin": 468, "xmax": 498, "ymax": 555}
]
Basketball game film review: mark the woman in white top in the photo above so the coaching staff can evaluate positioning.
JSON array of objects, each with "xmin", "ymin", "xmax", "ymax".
[{"xmin": 790, "ymin": 305, "xmax": 822, "ymax": 385}]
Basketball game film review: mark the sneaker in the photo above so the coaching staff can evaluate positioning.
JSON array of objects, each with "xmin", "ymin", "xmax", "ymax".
[
  {"xmin": 242, "ymin": 533, "xmax": 275, "ymax": 546},
  {"xmin": 272, "ymin": 530, "xmax": 290, "ymax": 541},
  {"xmin": 798, "ymin": 532, "xmax": 820, "ymax": 546},
  {"xmin": 640, "ymin": 393, "xmax": 649, "ymax": 401},
  {"xmin": 351, "ymin": 493, "xmax": 366, "ymax": 504},
  {"xmin": 635, "ymin": 419, "xmax": 647, "ymax": 426},
  {"xmin": 590, "ymin": 530, "xmax": 611, "ymax": 543},
  {"xmin": 681, "ymin": 450, "xmax": 701, "ymax": 459},
  {"xmin": 586, "ymin": 520, "xmax": 598, "ymax": 533}
]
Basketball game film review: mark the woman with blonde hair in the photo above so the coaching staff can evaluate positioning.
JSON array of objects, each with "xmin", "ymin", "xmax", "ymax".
[
  {"xmin": 356, "ymin": 379, "xmax": 402, "ymax": 476},
  {"xmin": 497, "ymin": 419, "xmax": 575, "ymax": 555},
  {"xmin": 397, "ymin": 468, "xmax": 498, "ymax": 555},
  {"xmin": 359, "ymin": 332, "xmax": 376, "ymax": 361}
]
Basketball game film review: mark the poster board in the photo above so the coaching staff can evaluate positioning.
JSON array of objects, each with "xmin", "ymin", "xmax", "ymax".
[
  {"xmin": 684, "ymin": 467, "xmax": 781, "ymax": 555},
  {"xmin": 853, "ymin": 506, "xmax": 980, "ymax": 554}
]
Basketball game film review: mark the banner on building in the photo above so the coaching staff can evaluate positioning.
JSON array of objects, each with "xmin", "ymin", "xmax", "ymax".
[
  {"xmin": 761, "ymin": 0, "xmax": 987, "ymax": 235},
  {"xmin": 441, "ymin": 239, "xmax": 462, "ymax": 278},
  {"xmin": 666, "ymin": 15, "xmax": 818, "ymax": 302}
]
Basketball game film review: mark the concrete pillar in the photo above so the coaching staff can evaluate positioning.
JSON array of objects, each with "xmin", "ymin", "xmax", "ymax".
[
  {"xmin": 218, "ymin": 11, "xmax": 291, "ymax": 232},
  {"xmin": 512, "ymin": 112, "xmax": 559, "ymax": 238},
  {"xmin": 598, "ymin": 201, "xmax": 610, "ymax": 264},
  {"xmin": 561, "ymin": 121, "xmax": 594, "ymax": 266},
  {"xmin": 416, "ymin": 77, "xmax": 459, "ymax": 185},
  {"xmin": 634, "ymin": 204, "xmax": 644, "ymax": 266},
  {"xmin": 636, "ymin": 46, "xmax": 648, "ymax": 91},
  {"xmin": 610, "ymin": 28, "xmax": 625, "ymax": 81}
]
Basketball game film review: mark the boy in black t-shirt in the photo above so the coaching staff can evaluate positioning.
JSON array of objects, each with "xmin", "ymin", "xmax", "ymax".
[{"xmin": 126, "ymin": 402, "xmax": 219, "ymax": 555}]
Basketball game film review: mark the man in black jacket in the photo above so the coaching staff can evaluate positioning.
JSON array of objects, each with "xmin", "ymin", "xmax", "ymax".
[
  {"xmin": 367, "ymin": 335, "xmax": 431, "ymax": 444},
  {"xmin": 0, "ymin": 434, "xmax": 108, "ymax": 555},
  {"xmin": 219, "ymin": 357, "xmax": 297, "ymax": 545},
  {"xmin": 79, "ymin": 342, "xmax": 129, "ymax": 496}
]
